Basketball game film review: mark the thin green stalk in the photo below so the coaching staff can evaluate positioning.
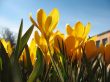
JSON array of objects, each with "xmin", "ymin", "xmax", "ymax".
[
  {"xmin": 46, "ymin": 40, "xmax": 64, "ymax": 82},
  {"xmin": 43, "ymin": 63, "xmax": 52, "ymax": 82}
]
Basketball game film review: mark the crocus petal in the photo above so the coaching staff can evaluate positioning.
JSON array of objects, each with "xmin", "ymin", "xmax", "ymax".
[
  {"xmin": 30, "ymin": 38, "xmax": 36, "ymax": 49},
  {"xmin": 39, "ymin": 36, "xmax": 48, "ymax": 54},
  {"xmin": 39, "ymin": 36, "xmax": 47, "ymax": 46},
  {"xmin": 83, "ymin": 22, "xmax": 91, "ymax": 38},
  {"xmin": 74, "ymin": 21, "xmax": 84, "ymax": 38},
  {"xmin": 45, "ymin": 16, "xmax": 52, "ymax": 32},
  {"xmin": 37, "ymin": 9, "xmax": 47, "ymax": 28},
  {"xmin": 85, "ymin": 40, "xmax": 97, "ymax": 59},
  {"xmin": 34, "ymin": 31, "xmax": 40, "ymax": 45},
  {"xmin": 66, "ymin": 24, "xmax": 73, "ymax": 35},
  {"xmin": 29, "ymin": 38, "xmax": 37, "ymax": 65},
  {"xmin": 65, "ymin": 35, "xmax": 75, "ymax": 56},
  {"xmin": 37, "ymin": 9, "xmax": 47, "ymax": 34},
  {"xmin": 30, "ymin": 15, "xmax": 44, "ymax": 35},
  {"xmin": 48, "ymin": 8, "xmax": 59, "ymax": 32}
]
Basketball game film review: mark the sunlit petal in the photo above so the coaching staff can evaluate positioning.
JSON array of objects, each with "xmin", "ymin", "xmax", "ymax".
[
  {"xmin": 66, "ymin": 24, "xmax": 73, "ymax": 35},
  {"xmin": 34, "ymin": 31, "xmax": 40, "ymax": 45},
  {"xmin": 49, "ymin": 8, "xmax": 59, "ymax": 32},
  {"xmin": 83, "ymin": 22, "xmax": 91, "ymax": 38},
  {"xmin": 74, "ymin": 21, "xmax": 84, "ymax": 38},
  {"xmin": 37, "ymin": 9, "xmax": 47, "ymax": 28},
  {"xmin": 29, "ymin": 38, "xmax": 37, "ymax": 65},
  {"xmin": 45, "ymin": 16, "xmax": 52, "ymax": 32}
]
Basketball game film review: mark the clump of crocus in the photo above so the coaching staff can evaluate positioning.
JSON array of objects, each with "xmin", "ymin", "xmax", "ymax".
[{"xmin": 54, "ymin": 21, "xmax": 91, "ymax": 61}]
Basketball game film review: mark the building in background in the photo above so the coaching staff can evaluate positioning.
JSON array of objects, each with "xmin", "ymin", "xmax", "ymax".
[{"xmin": 94, "ymin": 30, "xmax": 110, "ymax": 47}]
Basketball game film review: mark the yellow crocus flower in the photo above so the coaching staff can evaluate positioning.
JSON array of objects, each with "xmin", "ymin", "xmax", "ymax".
[
  {"xmin": 0, "ymin": 39, "xmax": 13, "ymax": 57},
  {"xmin": 66, "ymin": 24, "xmax": 75, "ymax": 36},
  {"xmin": 35, "ymin": 30, "xmax": 64, "ymax": 64},
  {"xmin": 1, "ymin": 39, "xmax": 7, "ymax": 51},
  {"xmin": 75, "ymin": 22, "xmax": 91, "ymax": 40},
  {"xmin": 34, "ymin": 31, "xmax": 50, "ymax": 64},
  {"xmin": 85, "ymin": 40, "xmax": 98, "ymax": 60},
  {"xmin": 30, "ymin": 8, "xmax": 59, "ymax": 40},
  {"xmin": 65, "ymin": 22, "xmax": 91, "ymax": 60},
  {"xmin": 7, "ymin": 41, "xmax": 13, "ymax": 57},
  {"xmin": 64, "ymin": 35, "xmax": 82, "ymax": 60},
  {"xmin": 66, "ymin": 21, "xmax": 91, "ymax": 42}
]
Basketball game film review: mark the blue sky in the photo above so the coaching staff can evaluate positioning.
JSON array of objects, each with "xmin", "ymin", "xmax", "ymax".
[{"xmin": 0, "ymin": 0, "xmax": 110, "ymax": 36}]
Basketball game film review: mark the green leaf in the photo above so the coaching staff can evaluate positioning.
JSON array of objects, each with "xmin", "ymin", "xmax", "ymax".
[
  {"xmin": 18, "ymin": 24, "xmax": 34, "ymax": 58},
  {"xmin": 25, "ymin": 44, "xmax": 33, "ymax": 73},
  {"xmin": 10, "ymin": 19, "xmax": 23, "ymax": 62},
  {"xmin": 11, "ymin": 19, "xmax": 34, "ymax": 61},
  {"xmin": 27, "ymin": 47, "xmax": 44, "ymax": 82},
  {"xmin": 0, "ymin": 56, "xmax": 2, "ymax": 71},
  {"xmin": 58, "ymin": 53, "xmax": 67, "ymax": 81},
  {"xmin": 10, "ymin": 19, "xmax": 34, "ymax": 82},
  {"xmin": 13, "ymin": 19, "xmax": 23, "ymax": 59},
  {"xmin": 10, "ymin": 19, "xmax": 24, "ymax": 82}
]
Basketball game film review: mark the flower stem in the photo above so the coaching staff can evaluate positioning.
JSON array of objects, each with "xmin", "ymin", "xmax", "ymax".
[{"xmin": 46, "ymin": 40, "xmax": 64, "ymax": 82}]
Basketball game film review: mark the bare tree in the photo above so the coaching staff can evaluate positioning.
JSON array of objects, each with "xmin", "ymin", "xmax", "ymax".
[{"xmin": 0, "ymin": 27, "xmax": 17, "ymax": 46}]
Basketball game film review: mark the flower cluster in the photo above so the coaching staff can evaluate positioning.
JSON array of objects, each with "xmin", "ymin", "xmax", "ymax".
[{"xmin": 29, "ymin": 8, "xmax": 110, "ymax": 65}]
